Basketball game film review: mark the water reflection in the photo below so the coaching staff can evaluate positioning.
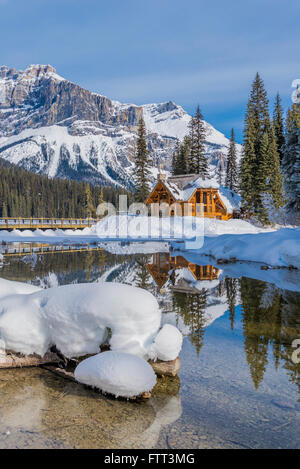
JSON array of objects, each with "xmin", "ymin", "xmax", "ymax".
[{"xmin": 0, "ymin": 245, "xmax": 299, "ymax": 398}]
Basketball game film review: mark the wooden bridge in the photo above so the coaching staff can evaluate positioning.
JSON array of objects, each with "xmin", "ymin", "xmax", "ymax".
[
  {"xmin": 1, "ymin": 243, "xmax": 104, "ymax": 257},
  {"xmin": 0, "ymin": 217, "xmax": 101, "ymax": 231}
]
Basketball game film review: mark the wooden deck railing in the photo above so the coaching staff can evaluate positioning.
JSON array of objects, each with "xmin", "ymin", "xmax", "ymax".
[{"xmin": 0, "ymin": 217, "xmax": 101, "ymax": 230}]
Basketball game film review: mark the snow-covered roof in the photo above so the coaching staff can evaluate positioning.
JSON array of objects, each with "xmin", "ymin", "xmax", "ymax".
[{"xmin": 155, "ymin": 174, "xmax": 241, "ymax": 214}]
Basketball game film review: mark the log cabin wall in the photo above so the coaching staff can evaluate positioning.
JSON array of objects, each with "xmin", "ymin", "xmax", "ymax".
[{"xmin": 146, "ymin": 182, "xmax": 232, "ymax": 221}]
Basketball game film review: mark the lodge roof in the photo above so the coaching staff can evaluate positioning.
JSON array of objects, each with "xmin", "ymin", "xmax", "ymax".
[{"xmin": 152, "ymin": 173, "xmax": 241, "ymax": 214}]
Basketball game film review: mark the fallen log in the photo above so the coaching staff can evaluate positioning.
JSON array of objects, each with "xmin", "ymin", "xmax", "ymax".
[
  {"xmin": 0, "ymin": 351, "xmax": 60, "ymax": 369},
  {"xmin": 148, "ymin": 357, "xmax": 181, "ymax": 377},
  {"xmin": 41, "ymin": 365, "xmax": 152, "ymax": 399}
]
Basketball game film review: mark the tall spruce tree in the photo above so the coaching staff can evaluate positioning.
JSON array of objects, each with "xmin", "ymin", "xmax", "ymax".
[
  {"xmin": 273, "ymin": 93, "xmax": 285, "ymax": 162},
  {"xmin": 85, "ymin": 184, "xmax": 94, "ymax": 217},
  {"xmin": 225, "ymin": 128, "xmax": 239, "ymax": 191},
  {"xmin": 267, "ymin": 123, "xmax": 284, "ymax": 208},
  {"xmin": 133, "ymin": 117, "xmax": 151, "ymax": 202},
  {"xmin": 188, "ymin": 106, "xmax": 208, "ymax": 177},
  {"xmin": 240, "ymin": 73, "xmax": 278, "ymax": 223},
  {"xmin": 282, "ymin": 104, "xmax": 300, "ymax": 219}
]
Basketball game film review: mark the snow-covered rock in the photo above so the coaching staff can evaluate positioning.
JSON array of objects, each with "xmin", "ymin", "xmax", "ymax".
[
  {"xmin": 0, "ymin": 281, "xmax": 161, "ymax": 358},
  {"xmin": 74, "ymin": 351, "xmax": 156, "ymax": 398},
  {"xmin": 148, "ymin": 324, "xmax": 183, "ymax": 362}
]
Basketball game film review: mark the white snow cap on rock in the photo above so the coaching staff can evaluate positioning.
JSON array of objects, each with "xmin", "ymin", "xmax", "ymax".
[
  {"xmin": 74, "ymin": 351, "xmax": 157, "ymax": 398},
  {"xmin": 148, "ymin": 324, "xmax": 183, "ymax": 362},
  {"xmin": 0, "ymin": 280, "xmax": 161, "ymax": 358}
]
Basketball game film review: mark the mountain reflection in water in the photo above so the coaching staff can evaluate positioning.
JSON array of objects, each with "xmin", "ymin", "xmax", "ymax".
[{"xmin": 0, "ymin": 244, "xmax": 299, "ymax": 399}]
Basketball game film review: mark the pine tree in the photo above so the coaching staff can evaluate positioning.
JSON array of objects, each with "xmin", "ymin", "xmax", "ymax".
[
  {"xmin": 273, "ymin": 93, "xmax": 285, "ymax": 162},
  {"xmin": 282, "ymin": 104, "xmax": 300, "ymax": 220},
  {"xmin": 171, "ymin": 141, "xmax": 181, "ymax": 175},
  {"xmin": 85, "ymin": 184, "xmax": 94, "ymax": 218},
  {"xmin": 188, "ymin": 106, "xmax": 208, "ymax": 177},
  {"xmin": 133, "ymin": 117, "xmax": 151, "ymax": 202},
  {"xmin": 240, "ymin": 117, "xmax": 257, "ymax": 214},
  {"xmin": 240, "ymin": 73, "xmax": 272, "ymax": 222},
  {"xmin": 225, "ymin": 128, "xmax": 239, "ymax": 191},
  {"xmin": 171, "ymin": 147, "xmax": 178, "ymax": 175},
  {"xmin": 267, "ymin": 123, "xmax": 284, "ymax": 208},
  {"xmin": 255, "ymin": 131, "xmax": 270, "ymax": 224}
]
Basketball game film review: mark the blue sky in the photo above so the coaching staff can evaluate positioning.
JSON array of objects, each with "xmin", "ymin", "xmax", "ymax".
[{"xmin": 0, "ymin": 0, "xmax": 299, "ymax": 142}]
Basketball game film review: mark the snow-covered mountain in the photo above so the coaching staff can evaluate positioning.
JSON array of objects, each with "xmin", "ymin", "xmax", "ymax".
[{"xmin": 0, "ymin": 64, "xmax": 239, "ymax": 189}]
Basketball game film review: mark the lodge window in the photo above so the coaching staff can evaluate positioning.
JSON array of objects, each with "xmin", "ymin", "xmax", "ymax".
[
  {"xmin": 196, "ymin": 191, "xmax": 201, "ymax": 204},
  {"xmin": 203, "ymin": 192, "xmax": 207, "ymax": 204}
]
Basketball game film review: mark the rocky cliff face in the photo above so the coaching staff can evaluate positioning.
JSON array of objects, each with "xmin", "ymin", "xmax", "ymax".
[{"xmin": 0, "ymin": 64, "xmax": 237, "ymax": 188}]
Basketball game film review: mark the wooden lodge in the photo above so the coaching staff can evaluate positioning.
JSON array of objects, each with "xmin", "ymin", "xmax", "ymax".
[{"xmin": 145, "ymin": 173, "xmax": 240, "ymax": 220}]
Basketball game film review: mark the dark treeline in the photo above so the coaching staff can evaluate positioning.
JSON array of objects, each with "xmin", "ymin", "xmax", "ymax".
[{"xmin": 0, "ymin": 159, "xmax": 133, "ymax": 218}]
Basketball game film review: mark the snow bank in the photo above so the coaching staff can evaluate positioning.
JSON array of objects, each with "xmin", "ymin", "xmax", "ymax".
[
  {"xmin": 0, "ymin": 281, "xmax": 161, "ymax": 358},
  {"xmin": 178, "ymin": 227, "xmax": 300, "ymax": 269},
  {"xmin": 74, "ymin": 351, "xmax": 156, "ymax": 398},
  {"xmin": 0, "ymin": 216, "xmax": 271, "ymax": 243},
  {"xmin": 148, "ymin": 324, "xmax": 183, "ymax": 361},
  {"xmin": 0, "ymin": 278, "xmax": 41, "ymax": 299},
  {"xmin": 92, "ymin": 215, "xmax": 268, "ymax": 239}
]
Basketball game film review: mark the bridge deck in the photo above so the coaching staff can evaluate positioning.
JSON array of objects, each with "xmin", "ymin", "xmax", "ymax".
[{"xmin": 0, "ymin": 218, "xmax": 100, "ymax": 230}]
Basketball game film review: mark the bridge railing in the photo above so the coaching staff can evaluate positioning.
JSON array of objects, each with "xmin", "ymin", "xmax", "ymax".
[{"xmin": 0, "ymin": 217, "xmax": 101, "ymax": 229}]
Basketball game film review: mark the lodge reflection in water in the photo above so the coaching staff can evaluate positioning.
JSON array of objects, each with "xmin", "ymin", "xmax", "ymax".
[
  {"xmin": 1, "ymin": 245, "xmax": 300, "ymax": 397},
  {"xmin": 146, "ymin": 252, "xmax": 220, "ymax": 292},
  {"xmin": 145, "ymin": 252, "xmax": 300, "ymax": 395}
]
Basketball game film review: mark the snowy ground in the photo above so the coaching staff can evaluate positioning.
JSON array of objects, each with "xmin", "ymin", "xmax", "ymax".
[
  {"xmin": 0, "ymin": 215, "xmax": 272, "ymax": 243},
  {"xmin": 0, "ymin": 215, "xmax": 298, "ymax": 270},
  {"xmin": 172, "ymin": 227, "xmax": 300, "ymax": 270}
]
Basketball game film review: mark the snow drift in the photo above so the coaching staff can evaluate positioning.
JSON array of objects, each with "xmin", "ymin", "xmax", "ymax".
[{"xmin": 176, "ymin": 227, "xmax": 300, "ymax": 269}]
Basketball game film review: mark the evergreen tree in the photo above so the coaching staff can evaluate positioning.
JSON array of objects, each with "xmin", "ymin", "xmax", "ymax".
[
  {"xmin": 85, "ymin": 184, "xmax": 94, "ymax": 217},
  {"xmin": 240, "ymin": 73, "xmax": 276, "ymax": 223},
  {"xmin": 282, "ymin": 104, "xmax": 300, "ymax": 220},
  {"xmin": 255, "ymin": 131, "xmax": 270, "ymax": 224},
  {"xmin": 225, "ymin": 128, "xmax": 239, "ymax": 191},
  {"xmin": 188, "ymin": 106, "xmax": 208, "ymax": 177},
  {"xmin": 171, "ymin": 146, "xmax": 178, "ymax": 175},
  {"xmin": 273, "ymin": 93, "xmax": 285, "ymax": 162},
  {"xmin": 133, "ymin": 118, "xmax": 151, "ymax": 202},
  {"xmin": 176, "ymin": 144, "xmax": 187, "ymax": 175},
  {"xmin": 267, "ymin": 123, "xmax": 284, "ymax": 208}
]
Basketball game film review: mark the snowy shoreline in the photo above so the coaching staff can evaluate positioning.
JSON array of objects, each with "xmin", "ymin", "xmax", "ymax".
[
  {"xmin": 172, "ymin": 227, "xmax": 300, "ymax": 270},
  {"xmin": 0, "ymin": 215, "xmax": 299, "ymax": 271}
]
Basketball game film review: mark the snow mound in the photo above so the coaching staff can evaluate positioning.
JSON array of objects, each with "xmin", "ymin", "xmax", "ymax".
[
  {"xmin": 0, "ymin": 278, "xmax": 41, "ymax": 299},
  {"xmin": 0, "ymin": 281, "xmax": 161, "ymax": 358},
  {"xmin": 74, "ymin": 351, "xmax": 157, "ymax": 398},
  {"xmin": 148, "ymin": 324, "xmax": 183, "ymax": 361},
  {"xmin": 188, "ymin": 227, "xmax": 300, "ymax": 268}
]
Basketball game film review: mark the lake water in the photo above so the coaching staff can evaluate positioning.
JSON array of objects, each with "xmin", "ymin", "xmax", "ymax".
[{"xmin": 0, "ymin": 241, "xmax": 299, "ymax": 449}]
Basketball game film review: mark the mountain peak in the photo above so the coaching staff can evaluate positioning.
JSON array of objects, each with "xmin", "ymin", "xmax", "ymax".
[{"xmin": 0, "ymin": 64, "xmax": 237, "ymax": 190}]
